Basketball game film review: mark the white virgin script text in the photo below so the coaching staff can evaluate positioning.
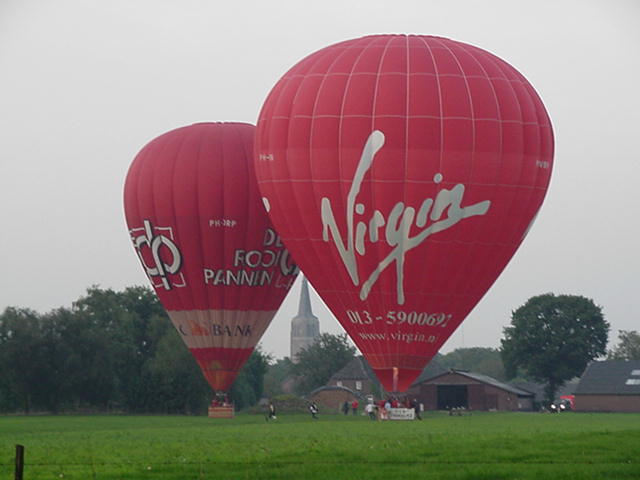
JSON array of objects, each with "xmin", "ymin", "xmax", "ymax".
[{"xmin": 321, "ymin": 130, "xmax": 491, "ymax": 305}]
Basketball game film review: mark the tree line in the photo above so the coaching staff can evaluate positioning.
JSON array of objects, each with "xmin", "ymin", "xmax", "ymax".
[
  {"xmin": 2, "ymin": 287, "xmax": 637, "ymax": 414},
  {"xmin": 0, "ymin": 286, "xmax": 267, "ymax": 414},
  {"xmin": 272, "ymin": 294, "xmax": 637, "ymax": 404}
]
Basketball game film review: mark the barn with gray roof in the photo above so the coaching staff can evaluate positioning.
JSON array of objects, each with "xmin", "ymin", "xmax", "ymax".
[
  {"xmin": 574, "ymin": 360, "xmax": 640, "ymax": 412},
  {"xmin": 408, "ymin": 369, "xmax": 535, "ymax": 411}
]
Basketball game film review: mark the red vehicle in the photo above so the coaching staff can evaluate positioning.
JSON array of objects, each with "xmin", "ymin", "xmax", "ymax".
[{"xmin": 559, "ymin": 395, "xmax": 575, "ymax": 410}]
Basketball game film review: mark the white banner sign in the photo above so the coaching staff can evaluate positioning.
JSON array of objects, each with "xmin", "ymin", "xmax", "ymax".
[{"xmin": 388, "ymin": 408, "xmax": 415, "ymax": 420}]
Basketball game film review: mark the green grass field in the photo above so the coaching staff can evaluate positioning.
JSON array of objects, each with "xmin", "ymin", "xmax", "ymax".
[{"xmin": 1, "ymin": 412, "xmax": 639, "ymax": 479}]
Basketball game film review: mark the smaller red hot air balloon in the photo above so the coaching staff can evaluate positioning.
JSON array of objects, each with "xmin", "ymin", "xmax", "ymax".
[{"xmin": 124, "ymin": 122, "xmax": 297, "ymax": 394}]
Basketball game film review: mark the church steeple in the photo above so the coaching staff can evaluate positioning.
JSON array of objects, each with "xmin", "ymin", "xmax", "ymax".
[
  {"xmin": 290, "ymin": 276, "xmax": 320, "ymax": 362},
  {"xmin": 297, "ymin": 277, "xmax": 313, "ymax": 317}
]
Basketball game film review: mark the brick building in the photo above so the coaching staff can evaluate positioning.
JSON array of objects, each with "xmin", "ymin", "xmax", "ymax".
[
  {"xmin": 326, "ymin": 356, "xmax": 379, "ymax": 397},
  {"xmin": 574, "ymin": 360, "xmax": 640, "ymax": 412},
  {"xmin": 407, "ymin": 369, "xmax": 534, "ymax": 411},
  {"xmin": 307, "ymin": 385, "xmax": 363, "ymax": 412},
  {"xmin": 326, "ymin": 356, "xmax": 448, "ymax": 399}
]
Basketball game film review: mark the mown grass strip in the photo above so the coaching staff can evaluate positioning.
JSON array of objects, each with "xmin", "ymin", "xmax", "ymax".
[{"xmin": 1, "ymin": 412, "xmax": 638, "ymax": 479}]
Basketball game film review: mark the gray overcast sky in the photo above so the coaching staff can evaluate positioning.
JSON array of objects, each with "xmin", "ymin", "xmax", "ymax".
[{"xmin": 1, "ymin": 0, "xmax": 638, "ymax": 360}]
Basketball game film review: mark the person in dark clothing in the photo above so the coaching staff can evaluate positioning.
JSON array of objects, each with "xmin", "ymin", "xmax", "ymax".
[
  {"xmin": 309, "ymin": 402, "xmax": 319, "ymax": 419},
  {"xmin": 411, "ymin": 398, "xmax": 422, "ymax": 420},
  {"xmin": 342, "ymin": 401, "xmax": 350, "ymax": 415},
  {"xmin": 266, "ymin": 402, "xmax": 277, "ymax": 421}
]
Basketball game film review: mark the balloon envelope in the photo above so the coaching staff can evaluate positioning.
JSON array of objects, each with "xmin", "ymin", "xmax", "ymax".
[
  {"xmin": 124, "ymin": 123, "xmax": 297, "ymax": 392},
  {"xmin": 255, "ymin": 35, "xmax": 553, "ymax": 392}
]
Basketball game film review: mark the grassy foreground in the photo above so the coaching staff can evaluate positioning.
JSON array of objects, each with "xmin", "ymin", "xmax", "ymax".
[{"xmin": 1, "ymin": 412, "xmax": 639, "ymax": 479}]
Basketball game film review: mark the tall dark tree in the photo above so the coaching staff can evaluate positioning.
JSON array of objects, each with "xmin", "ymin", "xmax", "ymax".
[
  {"xmin": 72, "ymin": 286, "xmax": 172, "ymax": 410},
  {"xmin": 439, "ymin": 347, "xmax": 506, "ymax": 381},
  {"xmin": 501, "ymin": 293, "xmax": 609, "ymax": 402},
  {"xmin": 0, "ymin": 285, "xmax": 280, "ymax": 413},
  {"xmin": 0, "ymin": 308, "xmax": 48, "ymax": 412},
  {"xmin": 608, "ymin": 330, "xmax": 640, "ymax": 361},
  {"xmin": 38, "ymin": 308, "xmax": 86, "ymax": 412},
  {"xmin": 292, "ymin": 333, "xmax": 356, "ymax": 395},
  {"xmin": 145, "ymin": 327, "xmax": 210, "ymax": 414},
  {"xmin": 263, "ymin": 357, "xmax": 294, "ymax": 398},
  {"xmin": 0, "ymin": 287, "xmax": 198, "ymax": 413},
  {"xmin": 230, "ymin": 348, "xmax": 271, "ymax": 410}
]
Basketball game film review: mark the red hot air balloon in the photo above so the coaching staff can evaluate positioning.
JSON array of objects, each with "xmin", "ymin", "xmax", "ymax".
[
  {"xmin": 124, "ymin": 123, "xmax": 297, "ymax": 393},
  {"xmin": 255, "ymin": 35, "xmax": 553, "ymax": 392}
]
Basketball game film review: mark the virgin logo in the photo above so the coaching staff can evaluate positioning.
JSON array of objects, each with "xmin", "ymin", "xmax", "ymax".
[
  {"xmin": 321, "ymin": 130, "xmax": 491, "ymax": 305},
  {"xmin": 130, "ymin": 220, "xmax": 185, "ymax": 290}
]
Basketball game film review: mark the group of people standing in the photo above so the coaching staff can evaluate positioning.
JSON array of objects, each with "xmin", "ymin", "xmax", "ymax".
[
  {"xmin": 341, "ymin": 400, "xmax": 360, "ymax": 415},
  {"xmin": 342, "ymin": 397, "xmax": 424, "ymax": 421},
  {"xmin": 266, "ymin": 397, "xmax": 423, "ymax": 421},
  {"xmin": 372, "ymin": 397, "xmax": 423, "ymax": 420}
]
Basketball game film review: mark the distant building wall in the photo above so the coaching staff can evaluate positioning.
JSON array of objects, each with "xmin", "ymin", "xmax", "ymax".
[
  {"xmin": 412, "ymin": 372, "xmax": 527, "ymax": 412},
  {"xmin": 308, "ymin": 388, "xmax": 360, "ymax": 413},
  {"xmin": 414, "ymin": 384, "xmax": 437, "ymax": 410},
  {"xmin": 575, "ymin": 395, "xmax": 640, "ymax": 413},
  {"xmin": 328, "ymin": 378, "xmax": 374, "ymax": 397},
  {"xmin": 517, "ymin": 397, "xmax": 534, "ymax": 411}
]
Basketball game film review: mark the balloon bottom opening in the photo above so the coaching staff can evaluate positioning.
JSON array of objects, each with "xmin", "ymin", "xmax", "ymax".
[
  {"xmin": 201, "ymin": 369, "xmax": 239, "ymax": 392},
  {"xmin": 373, "ymin": 367, "xmax": 422, "ymax": 393}
]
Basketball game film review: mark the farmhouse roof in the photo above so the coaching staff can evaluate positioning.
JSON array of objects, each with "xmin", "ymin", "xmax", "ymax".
[
  {"xmin": 410, "ymin": 360, "xmax": 447, "ymax": 386},
  {"xmin": 457, "ymin": 370, "xmax": 534, "ymax": 396},
  {"xmin": 417, "ymin": 369, "xmax": 533, "ymax": 397},
  {"xmin": 329, "ymin": 356, "xmax": 373, "ymax": 381},
  {"xmin": 330, "ymin": 356, "xmax": 447, "ymax": 388},
  {"xmin": 574, "ymin": 360, "xmax": 640, "ymax": 395},
  {"xmin": 307, "ymin": 384, "xmax": 363, "ymax": 399},
  {"xmin": 510, "ymin": 379, "xmax": 578, "ymax": 402}
]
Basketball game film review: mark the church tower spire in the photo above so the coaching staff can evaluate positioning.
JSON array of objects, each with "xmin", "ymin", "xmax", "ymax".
[
  {"xmin": 290, "ymin": 276, "xmax": 320, "ymax": 362},
  {"xmin": 297, "ymin": 276, "xmax": 313, "ymax": 317}
]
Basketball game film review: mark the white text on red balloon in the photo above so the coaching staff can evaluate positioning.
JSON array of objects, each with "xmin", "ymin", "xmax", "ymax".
[
  {"xmin": 203, "ymin": 228, "xmax": 297, "ymax": 288},
  {"xmin": 321, "ymin": 131, "xmax": 491, "ymax": 305}
]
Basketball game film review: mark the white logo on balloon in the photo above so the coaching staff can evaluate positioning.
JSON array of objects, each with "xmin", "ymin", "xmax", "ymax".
[
  {"xmin": 130, "ymin": 219, "xmax": 186, "ymax": 290},
  {"xmin": 319, "ymin": 130, "xmax": 492, "ymax": 305}
]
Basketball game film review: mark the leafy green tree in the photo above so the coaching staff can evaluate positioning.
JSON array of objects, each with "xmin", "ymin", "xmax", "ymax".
[
  {"xmin": 1, "ymin": 290, "xmax": 116, "ymax": 411},
  {"xmin": 292, "ymin": 333, "xmax": 356, "ymax": 395},
  {"xmin": 439, "ymin": 347, "xmax": 506, "ymax": 381},
  {"xmin": 47, "ymin": 306, "xmax": 122, "ymax": 410},
  {"xmin": 0, "ymin": 285, "xmax": 176, "ymax": 413},
  {"xmin": 0, "ymin": 285, "xmax": 276, "ymax": 414},
  {"xmin": 501, "ymin": 293, "xmax": 609, "ymax": 402},
  {"xmin": 230, "ymin": 348, "xmax": 271, "ymax": 410},
  {"xmin": 37, "ymin": 308, "xmax": 86, "ymax": 412},
  {"xmin": 608, "ymin": 330, "xmax": 640, "ymax": 361},
  {"xmin": 263, "ymin": 357, "xmax": 294, "ymax": 398},
  {"xmin": 0, "ymin": 385, "xmax": 19, "ymax": 412},
  {"xmin": 71, "ymin": 286, "xmax": 172, "ymax": 410},
  {"xmin": 0, "ymin": 307, "xmax": 62, "ymax": 412},
  {"xmin": 145, "ymin": 327, "xmax": 210, "ymax": 414}
]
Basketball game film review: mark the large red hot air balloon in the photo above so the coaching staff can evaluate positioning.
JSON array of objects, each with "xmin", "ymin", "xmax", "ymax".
[
  {"xmin": 124, "ymin": 123, "xmax": 297, "ymax": 392},
  {"xmin": 255, "ymin": 35, "xmax": 553, "ymax": 392}
]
